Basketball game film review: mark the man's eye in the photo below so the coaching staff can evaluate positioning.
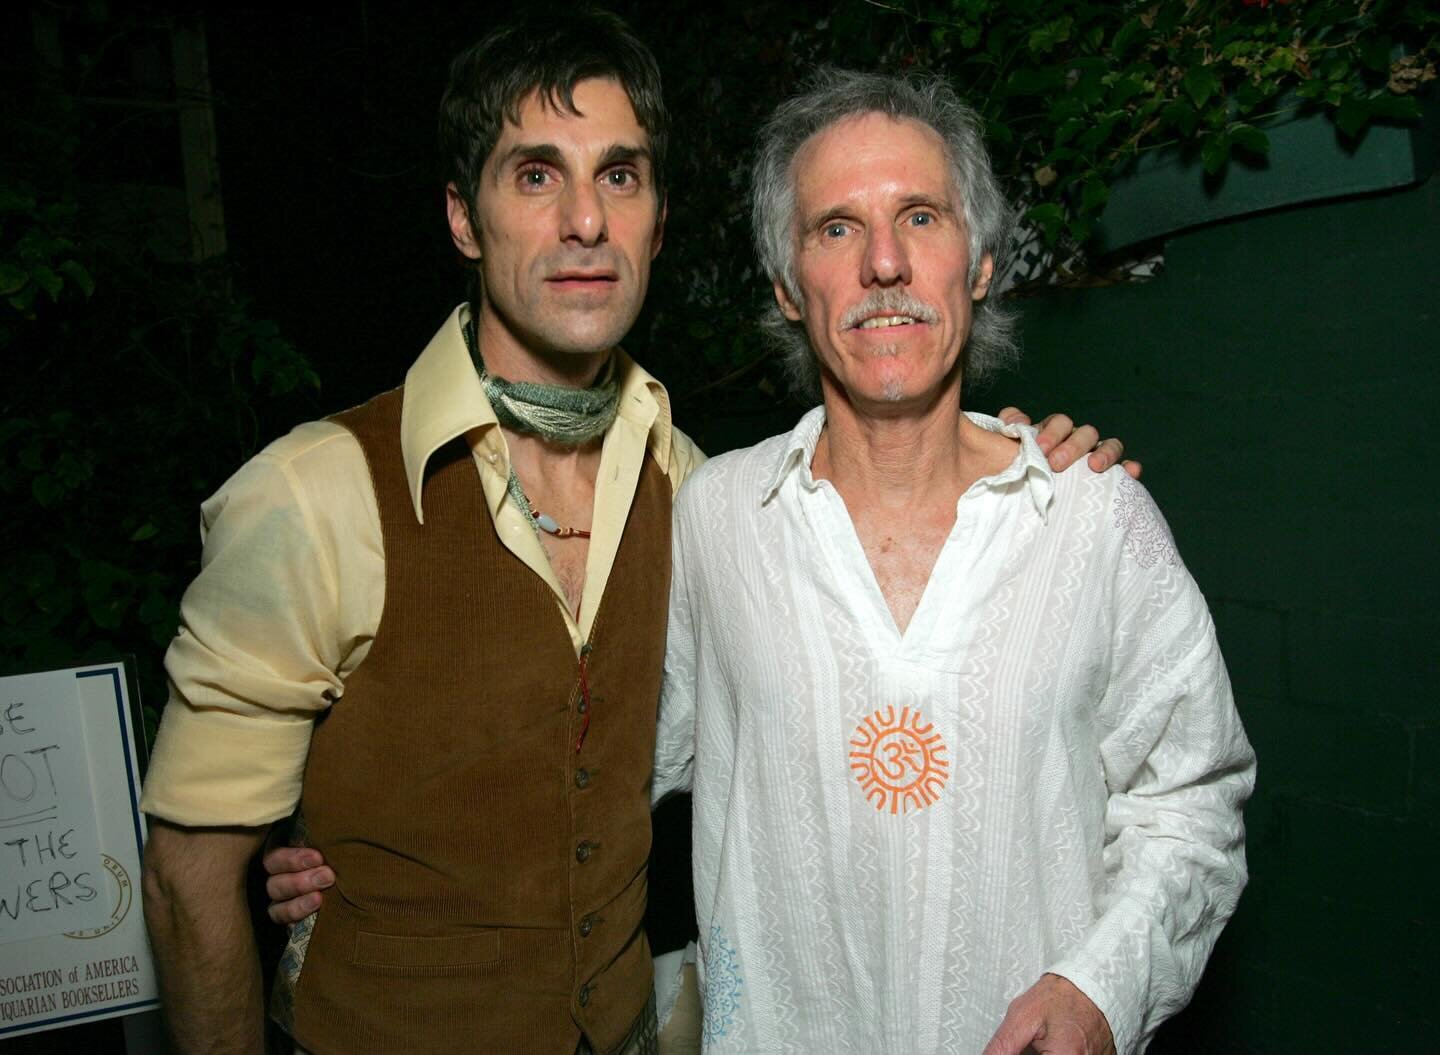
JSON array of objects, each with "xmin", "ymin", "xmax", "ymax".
[
  {"xmin": 605, "ymin": 169, "xmax": 637, "ymax": 188},
  {"xmin": 824, "ymin": 223, "xmax": 848, "ymax": 239},
  {"xmin": 909, "ymin": 212, "xmax": 933, "ymax": 227},
  {"xmin": 518, "ymin": 167, "xmax": 550, "ymax": 188}
]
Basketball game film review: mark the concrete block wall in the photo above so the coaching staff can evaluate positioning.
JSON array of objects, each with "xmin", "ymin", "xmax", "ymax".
[{"xmin": 986, "ymin": 171, "xmax": 1439, "ymax": 1051}]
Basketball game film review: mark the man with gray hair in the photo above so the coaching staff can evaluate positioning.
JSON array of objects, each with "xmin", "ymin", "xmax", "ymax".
[{"xmin": 651, "ymin": 68, "xmax": 1254, "ymax": 1054}]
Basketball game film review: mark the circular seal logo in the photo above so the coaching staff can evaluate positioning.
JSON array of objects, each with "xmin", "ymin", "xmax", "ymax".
[
  {"xmin": 64, "ymin": 853, "xmax": 132, "ymax": 940},
  {"xmin": 849, "ymin": 705, "xmax": 949, "ymax": 814}
]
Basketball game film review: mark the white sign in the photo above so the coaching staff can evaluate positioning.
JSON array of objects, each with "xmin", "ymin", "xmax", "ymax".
[
  {"xmin": 0, "ymin": 668, "xmax": 108, "ymax": 942},
  {"xmin": 0, "ymin": 662, "xmax": 159, "ymax": 1038}
]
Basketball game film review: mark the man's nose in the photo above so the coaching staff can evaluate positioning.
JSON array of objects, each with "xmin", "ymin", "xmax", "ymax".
[
  {"xmin": 860, "ymin": 223, "xmax": 911, "ymax": 287},
  {"xmin": 559, "ymin": 180, "xmax": 607, "ymax": 247}
]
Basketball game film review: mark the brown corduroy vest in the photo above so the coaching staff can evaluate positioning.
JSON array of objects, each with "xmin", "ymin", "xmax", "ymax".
[{"xmin": 290, "ymin": 387, "xmax": 671, "ymax": 1054}]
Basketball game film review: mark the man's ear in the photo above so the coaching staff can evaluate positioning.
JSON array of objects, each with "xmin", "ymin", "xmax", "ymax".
[
  {"xmin": 971, "ymin": 252, "xmax": 995, "ymax": 302},
  {"xmin": 446, "ymin": 182, "xmax": 482, "ymax": 260},
  {"xmin": 773, "ymin": 278, "xmax": 803, "ymax": 322},
  {"xmin": 651, "ymin": 198, "xmax": 667, "ymax": 260}
]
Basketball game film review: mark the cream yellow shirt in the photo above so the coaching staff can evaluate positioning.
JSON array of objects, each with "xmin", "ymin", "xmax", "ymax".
[{"xmin": 141, "ymin": 305, "xmax": 702, "ymax": 827}]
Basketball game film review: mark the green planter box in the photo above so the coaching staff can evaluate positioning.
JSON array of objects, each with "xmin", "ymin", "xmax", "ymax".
[{"xmin": 1095, "ymin": 93, "xmax": 1439, "ymax": 252}]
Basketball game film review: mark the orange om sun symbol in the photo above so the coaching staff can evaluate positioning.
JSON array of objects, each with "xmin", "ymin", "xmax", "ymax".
[{"xmin": 849, "ymin": 705, "xmax": 949, "ymax": 814}]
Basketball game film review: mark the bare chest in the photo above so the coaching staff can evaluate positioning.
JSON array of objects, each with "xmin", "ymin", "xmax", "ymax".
[
  {"xmin": 520, "ymin": 480, "xmax": 597, "ymax": 619},
  {"xmin": 852, "ymin": 517, "xmax": 952, "ymax": 635},
  {"xmin": 538, "ymin": 534, "xmax": 590, "ymax": 618}
]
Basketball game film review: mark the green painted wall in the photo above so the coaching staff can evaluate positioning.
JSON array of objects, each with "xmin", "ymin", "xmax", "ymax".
[{"xmin": 987, "ymin": 172, "xmax": 1440, "ymax": 1052}]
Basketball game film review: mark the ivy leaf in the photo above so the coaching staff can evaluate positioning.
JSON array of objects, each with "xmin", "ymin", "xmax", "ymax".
[
  {"xmin": 58, "ymin": 259, "xmax": 94, "ymax": 298},
  {"xmin": 1078, "ymin": 114, "xmax": 1122, "ymax": 153},
  {"xmin": 1080, "ymin": 177, "xmax": 1110, "ymax": 214},
  {"xmin": 31, "ymin": 264, "xmax": 62, "ymax": 302},
  {"xmin": 138, "ymin": 590, "xmax": 175, "ymax": 629},
  {"xmin": 1358, "ymin": 35, "xmax": 1393, "ymax": 73},
  {"xmin": 1108, "ymin": 74, "xmax": 1146, "ymax": 108},
  {"xmin": 1229, "ymin": 123, "xmax": 1270, "ymax": 158},
  {"xmin": 1234, "ymin": 80, "xmax": 1266, "ymax": 113},
  {"xmin": 0, "ymin": 261, "xmax": 26, "ymax": 296},
  {"xmin": 1049, "ymin": 97, "xmax": 1087, "ymax": 124},
  {"xmin": 1201, "ymin": 130, "xmax": 1232, "ymax": 174},
  {"xmin": 1029, "ymin": 16, "xmax": 1073, "ymax": 55},
  {"xmin": 9, "ymin": 285, "xmax": 37, "ymax": 314},
  {"xmin": 1024, "ymin": 203, "xmax": 1067, "ymax": 244},
  {"xmin": 1111, "ymin": 17, "xmax": 1148, "ymax": 58},
  {"xmin": 1262, "ymin": 46, "xmax": 1297, "ymax": 76},
  {"xmin": 1184, "ymin": 65, "xmax": 1220, "ymax": 108},
  {"xmin": 32, "ymin": 473, "xmax": 62, "ymax": 507},
  {"xmin": 1160, "ymin": 100, "xmax": 1199, "ymax": 137},
  {"xmin": 130, "ymin": 522, "xmax": 159, "ymax": 542},
  {"xmin": 1055, "ymin": 117, "xmax": 1087, "ymax": 145},
  {"xmin": 1071, "ymin": 66, "xmax": 1107, "ymax": 108},
  {"xmin": 1335, "ymin": 94, "xmax": 1370, "ymax": 138},
  {"xmin": 1368, "ymin": 93, "xmax": 1422, "ymax": 122}
]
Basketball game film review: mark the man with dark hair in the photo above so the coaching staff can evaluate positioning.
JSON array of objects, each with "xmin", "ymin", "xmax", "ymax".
[
  {"xmin": 142, "ymin": 11, "xmax": 690, "ymax": 1054},
  {"xmin": 141, "ymin": 12, "xmax": 1131, "ymax": 1055}
]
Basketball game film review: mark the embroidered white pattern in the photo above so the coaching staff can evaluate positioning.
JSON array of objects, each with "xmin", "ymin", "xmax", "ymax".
[{"xmin": 1113, "ymin": 475, "xmax": 1180, "ymax": 569}]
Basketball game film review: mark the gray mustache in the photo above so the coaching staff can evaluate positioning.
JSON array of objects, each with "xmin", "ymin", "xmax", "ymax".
[{"xmin": 840, "ymin": 290, "xmax": 939, "ymax": 330}]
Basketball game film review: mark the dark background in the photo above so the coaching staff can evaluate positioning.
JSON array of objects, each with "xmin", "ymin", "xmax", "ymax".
[{"xmin": 4, "ymin": 1, "xmax": 1436, "ymax": 1051}]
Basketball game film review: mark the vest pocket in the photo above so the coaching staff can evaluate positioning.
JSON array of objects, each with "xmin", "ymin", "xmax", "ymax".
[{"xmin": 352, "ymin": 928, "xmax": 501, "ymax": 968}]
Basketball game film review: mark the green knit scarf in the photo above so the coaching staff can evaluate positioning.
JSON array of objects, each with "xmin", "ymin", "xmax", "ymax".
[{"xmin": 463, "ymin": 318, "xmax": 619, "ymax": 532}]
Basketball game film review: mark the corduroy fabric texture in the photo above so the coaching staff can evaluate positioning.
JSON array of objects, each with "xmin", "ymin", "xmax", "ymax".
[{"xmin": 289, "ymin": 386, "xmax": 672, "ymax": 1055}]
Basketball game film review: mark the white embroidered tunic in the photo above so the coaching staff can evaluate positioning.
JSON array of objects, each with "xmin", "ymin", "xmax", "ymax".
[{"xmin": 652, "ymin": 409, "xmax": 1254, "ymax": 1054}]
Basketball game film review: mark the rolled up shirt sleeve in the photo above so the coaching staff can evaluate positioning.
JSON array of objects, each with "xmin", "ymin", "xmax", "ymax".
[{"xmin": 141, "ymin": 422, "xmax": 382, "ymax": 827}]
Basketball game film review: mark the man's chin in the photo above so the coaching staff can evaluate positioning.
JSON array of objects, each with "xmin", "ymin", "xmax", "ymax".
[
  {"xmin": 532, "ymin": 307, "xmax": 638, "ymax": 357},
  {"xmin": 532, "ymin": 326, "xmax": 632, "ymax": 361}
]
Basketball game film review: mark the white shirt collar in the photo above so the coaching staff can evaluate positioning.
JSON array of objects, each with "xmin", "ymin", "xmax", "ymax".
[{"xmin": 761, "ymin": 405, "xmax": 1055, "ymax": 522}]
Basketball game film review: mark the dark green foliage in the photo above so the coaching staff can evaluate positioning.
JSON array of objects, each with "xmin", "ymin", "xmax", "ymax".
[{"xmin": 2, "ymin": 6, "xmax": 319, "ymax": 737}]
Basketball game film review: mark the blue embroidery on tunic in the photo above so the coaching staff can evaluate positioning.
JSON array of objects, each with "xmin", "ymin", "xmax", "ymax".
[{"xmin": 702, "ymin": 924, "xmax": 743, "ymax": 1042}]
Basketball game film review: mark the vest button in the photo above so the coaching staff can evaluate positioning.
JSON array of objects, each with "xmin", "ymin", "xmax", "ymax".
[
  {"xmin": 578, "ymin": 698, "xmax": 588, "ymax": 714},
  {"xmin": 579, "ymin": 915, "xmax": 594, "ymax": 937},
  {"xmin": 576, "ymin": 840, "xmax": 593, "ymax": 863},
  {"xmin": 575, "ymin": 768, "xmax": 590, "ymax": 789},
  {"xmin": 578, "ymin": 983, "xmax": 592, "ymax": 1007}
]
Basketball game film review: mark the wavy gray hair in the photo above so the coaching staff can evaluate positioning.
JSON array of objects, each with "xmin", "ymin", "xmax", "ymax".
[{"xmin": 751, "ymin": 68, "xmax": 1018, "ymax": 402}]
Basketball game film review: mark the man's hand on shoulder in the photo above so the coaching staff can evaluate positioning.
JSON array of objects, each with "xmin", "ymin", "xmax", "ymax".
[
  {"xmin": 982, "ymin": 973, "xmax": 1116, "ymax": 1055},
  {"xmin": 263, "ymin": 845, "xmax": 333, "ymax": 924},
  {"xmin": 999, "ymin": 407, "xmax": 1142, "ymax": 479}
]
